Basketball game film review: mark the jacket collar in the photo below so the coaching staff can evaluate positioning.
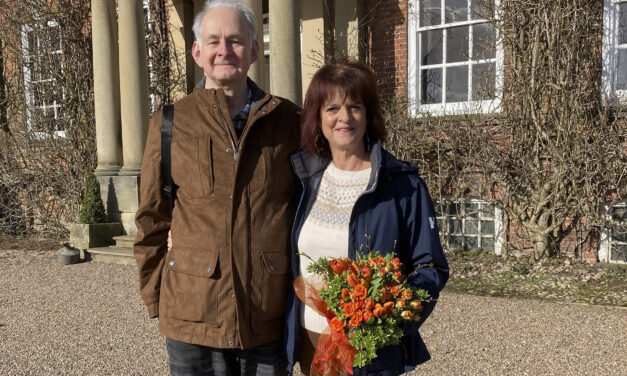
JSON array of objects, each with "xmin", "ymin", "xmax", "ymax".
[
  {"xmin": 291, "ymin": 140, "xmax": 416, "ymax": 188},
  {"xmin": 196, "ymin": 77, "xmax": 266, "ymax": 101}
]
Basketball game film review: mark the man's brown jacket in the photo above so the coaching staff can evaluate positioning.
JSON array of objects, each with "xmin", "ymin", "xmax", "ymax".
[{"xmin": 134, "ymin": 80, "xmax": 301, "ymax": 349}]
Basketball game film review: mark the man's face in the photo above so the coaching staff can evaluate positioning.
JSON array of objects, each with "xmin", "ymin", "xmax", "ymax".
[{"xmin": 192, "ymin": 7, "xmax": 259, "ymax": 88}]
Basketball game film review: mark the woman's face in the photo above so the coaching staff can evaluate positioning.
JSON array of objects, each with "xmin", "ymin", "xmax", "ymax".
[{"xmin": 319, "ymin": 90, "xmax": 368, "ymax": 157}]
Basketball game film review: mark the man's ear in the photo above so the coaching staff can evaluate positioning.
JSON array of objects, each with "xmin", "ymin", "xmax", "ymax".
[
  {"xmin": 250, "ymin": 40, "xmax": 259, "ymax": 65},
  {"xmin": 192, "ymin": 41, "xmax": 202, "ymax": 67}
]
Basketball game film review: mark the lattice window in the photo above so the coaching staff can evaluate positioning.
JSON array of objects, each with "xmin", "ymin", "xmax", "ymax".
[
  {"xmin": 435, "ymin": 197, "xmax": 503, "ymax": 253},
  {"xmin": 408, "ymin": 0, "xmax": 503, "ymax": 116},
  {"xmin": 21, "ymin": 21, "xmax": 64, "ymax": 136},
  {"xmin": 602, "ymin": 0, "xmax": 627, "ymax": 104}
]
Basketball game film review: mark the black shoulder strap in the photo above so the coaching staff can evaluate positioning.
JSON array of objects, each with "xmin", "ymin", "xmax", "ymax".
[{"xmin": 161, "ymin": 104, "xmax": 177, "ymax": 216}]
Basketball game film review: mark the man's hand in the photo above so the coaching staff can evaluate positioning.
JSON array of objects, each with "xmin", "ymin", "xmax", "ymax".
[{"xmin": 167, "ymin": 230, "xmax": 172, "ymax": 251}]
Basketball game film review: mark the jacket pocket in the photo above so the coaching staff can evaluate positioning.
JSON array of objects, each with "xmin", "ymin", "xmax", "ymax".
[
  {"xmin": 171, "ymin": 135, "xmax": 213, "ymax": 199},
  {"xmin": 255, "ymin": 249, "xmax": 289, "ymax": 320},
  {"xmin": 162, "ymin": 248, "xmax": 219, "ymax": 326}
]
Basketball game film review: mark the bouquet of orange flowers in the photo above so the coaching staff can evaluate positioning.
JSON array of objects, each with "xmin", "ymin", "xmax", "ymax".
[{"xmin": 294, "ymin": 250, "xmax": 431, "ymax": 375}]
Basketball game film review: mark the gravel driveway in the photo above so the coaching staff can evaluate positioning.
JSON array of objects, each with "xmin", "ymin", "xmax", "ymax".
[{"xmin": 1, "ymin": 249, "xmax": 625, "ymax": 375}]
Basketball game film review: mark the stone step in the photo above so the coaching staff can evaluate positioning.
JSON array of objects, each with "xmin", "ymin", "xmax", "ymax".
[
  {"xmin": 113, "ymin": 235, "xmax": 135, "ymax": 248},
  {"xmin": 86, "ymin": 246, "xmax": 136, "ymax": 266}
]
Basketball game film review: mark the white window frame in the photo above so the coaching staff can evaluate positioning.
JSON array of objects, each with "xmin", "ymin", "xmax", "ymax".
[
  {"xmin": 21, "ymin": 20, "xmax": 65, "ymax": 138},
  {"xmin": 602, "ymin": 0, "xmax": 627, "ymax": 104},
  {"xmin": 599, "ymin": 201, "xmax": 627, "ymax": 264},
  {"xmin": 434, "ymin": 196, "xmax": 504, "ymax": 254},
  {"xmin": 408, "ymin": 0, "xmax": 504, "ymax": 117}
]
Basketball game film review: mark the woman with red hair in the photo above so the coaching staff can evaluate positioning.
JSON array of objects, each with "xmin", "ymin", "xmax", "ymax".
[{"xmin": 285, "ymin": 59, "xmax": 449, "ymax": 375}]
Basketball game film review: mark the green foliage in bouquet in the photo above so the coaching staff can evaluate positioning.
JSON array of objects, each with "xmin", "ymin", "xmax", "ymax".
[{"xmin": 305, "ymin": 249, "xmax": 432, "ymax": 367}]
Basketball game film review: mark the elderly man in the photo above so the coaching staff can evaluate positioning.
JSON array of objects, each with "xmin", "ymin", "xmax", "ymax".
[{"xmin": 133, "ymin": 0, "xmax": 300, "ymax": 374}]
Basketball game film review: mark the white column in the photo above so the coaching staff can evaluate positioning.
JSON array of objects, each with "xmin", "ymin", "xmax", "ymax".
[
  {"xmin": 118, "ymin": 0, "xmax": 150, "ymax": 176},
  {"xmin": 269, "ymin": 0, "xmax": 302, "ymax": 105},
  {"xmin": 92, "ymin": 0, "xmax": 122, "ymax": 176}
]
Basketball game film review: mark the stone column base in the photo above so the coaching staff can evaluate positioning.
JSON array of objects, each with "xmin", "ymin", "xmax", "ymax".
[{"xmin": 96, "ymin": 175, "xmax": 141, "ymax": 236}]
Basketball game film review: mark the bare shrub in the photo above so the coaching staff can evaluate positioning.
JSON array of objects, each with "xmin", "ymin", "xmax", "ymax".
[
  {"xmin": 386, "ymin": 0, "xmax": 626, "ymax": 261},
  {"xmin": 0, "ymin": 0, "xmax": 185, "ymax": 236}
]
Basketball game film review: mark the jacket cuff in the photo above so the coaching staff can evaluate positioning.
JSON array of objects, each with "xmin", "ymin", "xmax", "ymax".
[{"xmin": 146, "ymin": 302, "xmax": 159, "ymax": 319}]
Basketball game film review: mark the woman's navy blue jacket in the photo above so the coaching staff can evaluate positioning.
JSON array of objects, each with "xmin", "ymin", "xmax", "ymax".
[{"xmin": 285, "ymin": 141, "xmax": 449, "ymax": 375}]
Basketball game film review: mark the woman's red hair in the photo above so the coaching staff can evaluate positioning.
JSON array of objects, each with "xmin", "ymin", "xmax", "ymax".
[{"xmin": 301, "ymin": 58, "xmax": 387, "ymax": 157}]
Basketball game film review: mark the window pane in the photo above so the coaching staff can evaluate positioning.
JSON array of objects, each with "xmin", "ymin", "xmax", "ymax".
[
  {"xmin": 434, "ymin": 201, "xmax": 442, "ymax": 215},
  {"xmin": 471, "ymin": 0, "xmax": 494, "ymax": 20},
  {"xmin": 481, "ymin": 220, "xmax": 495, "ymax": 234},
  {"xmin": 473, "ymin": 23, "xmax": 495, "ymax": 60},
  {"xmin": 421, "ymin": 29, "xmax": 443, "ymax": 65},
  {"xmin": 611, "ymin": 206, "xmax": 627, "ymax": 222},
  {"xmin": 445, "ymin": 0, "xmax": 467, "ymax": 23},
  {"xmin": 447, "ymin": 26, "xmax": 469, "ymax": 63},
  {"xmin": 422, "ymin": 68, "xmax": 442, "ymax": 104},
  {"xmin": 420, "ymin": 0, "xmax": 441, "ymax": 27},
  {"xmin": 481, "ymin": 237, "xmax": 495, "ymax": 252},
  {"xmin": 45, "ymin": 26, "xmax": 61, "ymax": 51},
  {"xmin": 465, "ymin": 202, "xmax": 480, "ymax": 217},
  {"xmin": 619, "ymin": 3, "xmax": 627, "ymax": 44},
  {"xmin": 481, "ymin": 204, "xmax": 495, "ymax": 218},
  {"xmin": 465, "ymin": 219, "xmax": 478, "ymax": 234},
  {"xmin": 618, "ymin": 49, "xmax": 627, "ymax": 90},
  {"xmin": 610, "ymin": 243, "xmax": 627, "ymax": 262},
  {"xmin": 614, "ymin": 230, "xmax": 627, "ymax": 242},
  {"xmin": 449, "ymin": 235, "xmax": 463, "ymax": 248},
  {"xmin": 448, "ymin": 218, "xmax": 463, "ymax": 234},
  {"xmin": 464, "ymin": 236, "xmax": 478, "ymax": 249},
  {"xmin": 446, "ymin": 65, "xmax": 468, "ymax": 102},
  {"xmin": 472, "ymin": 62, "xmax": 496, "ymax": 100},
  {"xmin": 447, "ymin": 202, "xmax": 461, "ymax": 215}
]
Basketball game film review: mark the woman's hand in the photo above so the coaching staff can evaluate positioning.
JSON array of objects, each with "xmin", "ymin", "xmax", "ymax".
[{"xmin": 167, "ymin": 230, "xmax": 172, "ymax": 251}]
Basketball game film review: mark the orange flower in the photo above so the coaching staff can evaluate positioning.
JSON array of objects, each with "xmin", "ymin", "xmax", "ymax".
[
  {"xmin": 359, "ymin": 278, "xmax": 370, "ymax": 288},
  {"xmin": 396, "ymin": 299, "xmax": 406, "ymax": 308},
  {"xmin": 343, "ymin": 302, "xmax": 357, "ymax": 317},
  {"xmin": 361, "ymin": 265, "xmax": 372, "ymax": 279},
  {"xmin": 330, "ymin": 259, "xmax": 349, "ymax": 275},
  {"xmin": 364, "ymin": 298, "xmax": 375, "ymax": 311},
  {"xmin": 390, "ymin": 285, "xmax": 400, "ymax": 297},
  {"xmin": 401, "ymin": 289, "xmax": 412, "ymax": 300},
  {"xmin": 363, "ymin": 310, "xmax": 375, "ymax": 324},
  {"xmin": 341, "ymin": 288, "xmax": 351, "ymax": 300},
  {"xmin": 378, "ymin": 267, "xmax": 386, "ymax": 276},
  {"xmin": 391, "ymin": 257, "xmax": 402, "ymax": 270},
  {"xmin": 349, "ymin": 310, "xmax": 363, "ymax": 329},
  {"xmin": 401, "ymin": 310, "xmax": 414, "ymax": 320},
  {"xmin": 350, "ymin": 261, "xmax": 360, "ymax": 274},
  {"xmin": 330, "ymin": 317, "xmax": 346, "ymax": 332},
  {"xmin": 411, "ymin": 300, "xmax": 422, "ymax": 310},
  {"xmin": 373, "ymin": 304, "xmax": 385, "ymax": 318},
  {"xmin": 346, "ymin": 272, "xmax": 359, "ymax": 287},
  {"xmin": 353, "ymin": 284, "xmax": 368, "ymax": 300},
  {"xmin": 394, "ymin": 271, "xmax": 404, "ymax": 281},
  {"xmin": 383, "ymin": 301, "xmax": 395, "ymax": 313},
  {"xmin": 380, "ymin": 287, "xmax": 391, "ymax": 302}
]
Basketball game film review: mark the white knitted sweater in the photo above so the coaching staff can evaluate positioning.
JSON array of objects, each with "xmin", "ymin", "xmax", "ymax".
[{"xmin": 298, "ymin": 162, "xmax": 371, "ymax": 333}]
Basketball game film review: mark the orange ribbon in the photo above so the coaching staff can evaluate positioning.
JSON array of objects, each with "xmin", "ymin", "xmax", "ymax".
[{"xmin": 294, "ymin": 276, "xmax": 357, "ymax": 376}]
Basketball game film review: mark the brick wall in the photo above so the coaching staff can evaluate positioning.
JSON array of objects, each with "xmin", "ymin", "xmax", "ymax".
[{"xmin": 366, "ymin": 0, "xmax": 408, "ymax": 100}]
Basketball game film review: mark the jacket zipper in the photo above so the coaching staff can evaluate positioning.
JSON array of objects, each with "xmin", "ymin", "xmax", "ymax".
[{"xmin": 213, "ymin": 91, "xmax": 239, "ymax": 162}]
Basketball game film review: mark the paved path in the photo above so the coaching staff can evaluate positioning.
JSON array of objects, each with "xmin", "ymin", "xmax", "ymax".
[{"xmin": 1, "ymin": 249, "xmax": 625, "ymax": 375}]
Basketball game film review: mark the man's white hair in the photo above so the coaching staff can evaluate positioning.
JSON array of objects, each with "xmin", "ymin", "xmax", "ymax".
[{"xmin": 192, "ymin": 0, "xmax": 257, "ymax": 47}]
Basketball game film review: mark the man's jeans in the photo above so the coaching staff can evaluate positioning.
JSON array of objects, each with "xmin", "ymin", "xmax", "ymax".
[{"xmin": 166, "ymin": 338, "xmax": 287, "ymax": 376}]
